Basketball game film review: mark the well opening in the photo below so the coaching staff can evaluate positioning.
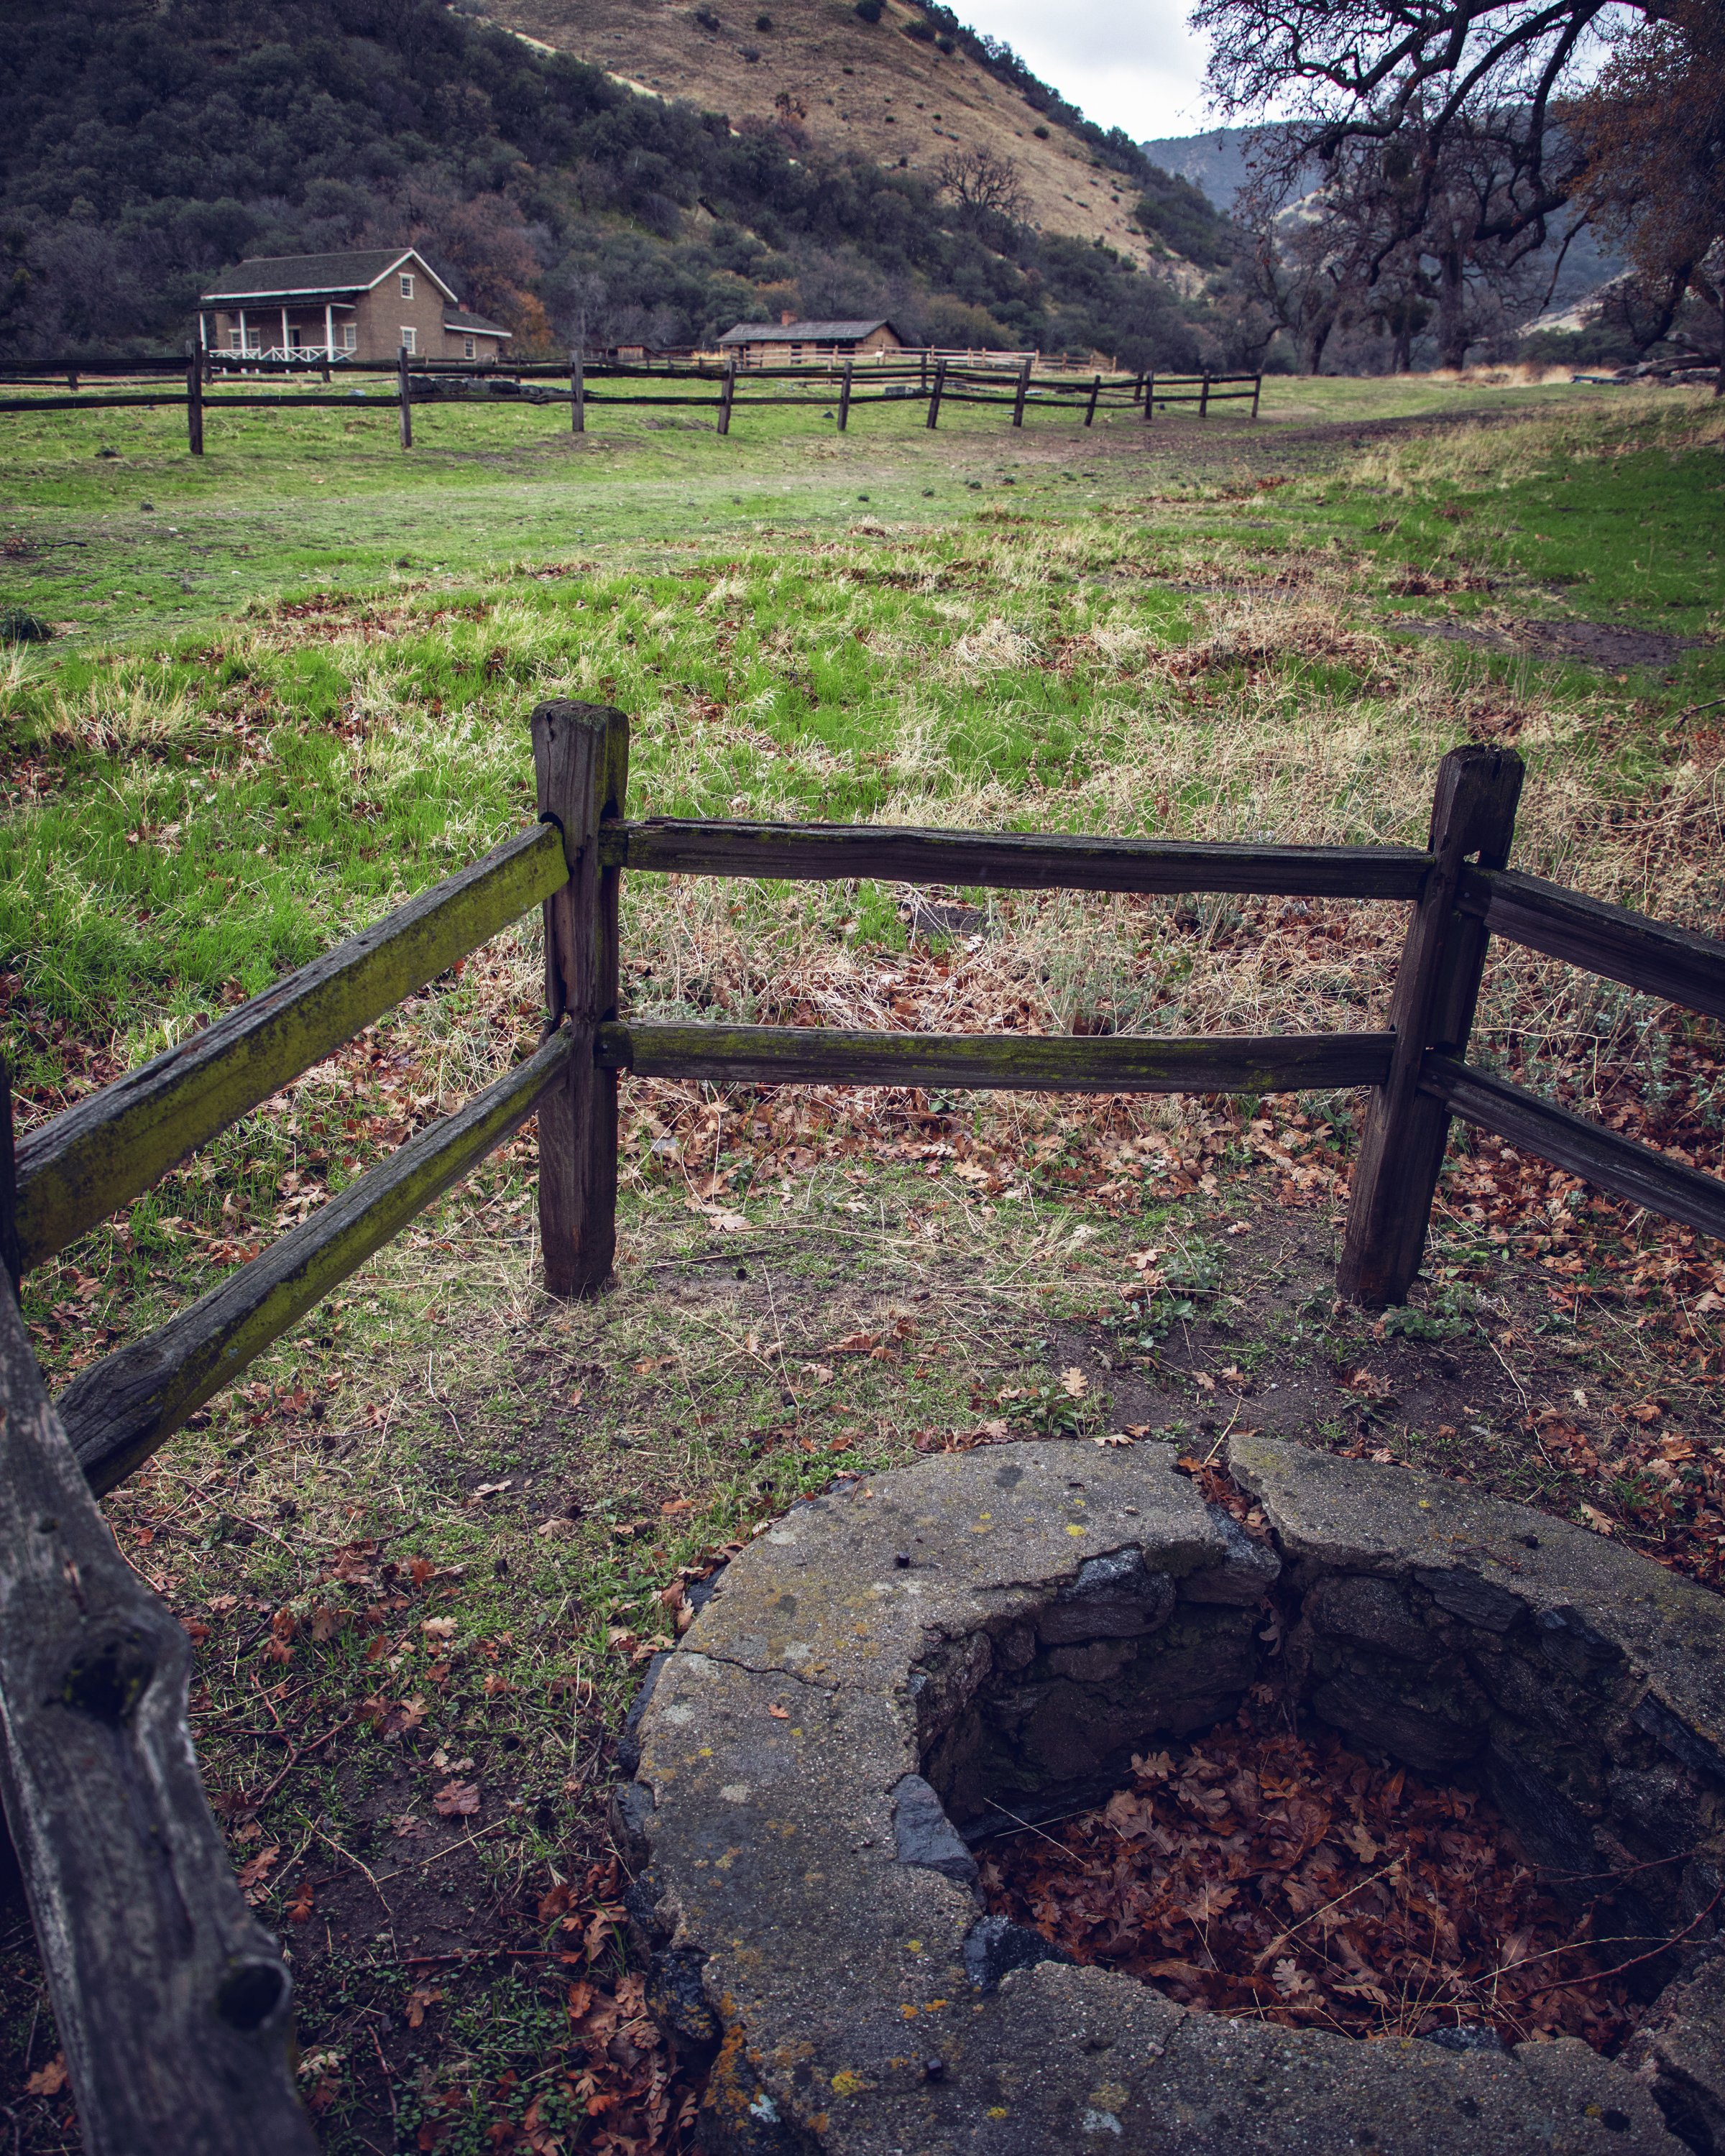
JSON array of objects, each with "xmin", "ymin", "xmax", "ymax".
[{"xmin": 912, "ymin": 1473, "xmax": 1721, "ymax": 2053}]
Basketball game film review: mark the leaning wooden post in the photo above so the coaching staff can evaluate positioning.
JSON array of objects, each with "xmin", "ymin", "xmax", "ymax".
[
  {"xmin": 571, "ymin": 350, "xmax": 585, "ymax": 434},
  {"xmin": 1199, "ymin": 371, "xmax": 1212, "ymax": 418},
  {"xmin": 1338, "ymin": 745, "xmax": 1524, "ymax": 1307},
  {"xmin": 186, "ymin": 338, "xmax": 204, "ymax": 457},
  {"xmin": 837, "ymin": 358, "xmax": 853, "ymax": 431},
  {"xmin": 1251, "ymin": 372, "xmax": 1262, "ymax": 420},
  {"xmin": 1012, "ymin": 355, "xmax": 1031, "ymax": 428},
  {"xmin": 926, "ymin": 358, "xmax": 946, "ymax": 429},
  {"xmin": 717, "ymin": 356, "xmax": 735, "ymax": 436},
  {"xmin": 397, "ymin": 346, "xmax": 413, "ymax": 450},
  {"xmin": 533, "ymin": 700, "xmax": 630, "ymax": 1298},
  {"xmin": 1084, "ymin": 372, "xmax": 1100, "ymax": 427}
]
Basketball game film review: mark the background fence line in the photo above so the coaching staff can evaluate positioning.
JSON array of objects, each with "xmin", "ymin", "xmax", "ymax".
[{"xmin": 0, "ymin": 345, "xmax": 1263, "ymax": 453}]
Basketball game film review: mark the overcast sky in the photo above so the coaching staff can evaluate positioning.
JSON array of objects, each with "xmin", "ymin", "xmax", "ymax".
[{"xmin": 952, "ymin": 0, "xmax": 1218, "ymax": 142}]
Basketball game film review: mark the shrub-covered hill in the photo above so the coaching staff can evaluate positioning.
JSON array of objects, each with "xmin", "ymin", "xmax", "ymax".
[
  {"xmin": 0, "ymin": 0, "xmax": 1254, "ymax": 365},
  {"xmin": 477, "ymin": 0, "xmax": 1233, "ymax": 277}
]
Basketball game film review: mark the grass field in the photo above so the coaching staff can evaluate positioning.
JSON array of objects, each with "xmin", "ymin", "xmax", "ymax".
[{"xmin": 1, "ymin": 373, "xmax": 1724, "ymax": 2151}]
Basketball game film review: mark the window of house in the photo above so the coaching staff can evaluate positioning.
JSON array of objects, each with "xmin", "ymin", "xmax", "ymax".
[
  {"xmin": 463, "ymin": 336, "xmax": 476, "ymax": 359},
  {"xmin": 400, "ymin": 327, "xmax": 416, "ymax": 354},
  {"xmin": 400, "ymin": 272, "xmax": 415, "ymax": 298},
  {"xmin": 229, "ymin": 328, "xmax": 243, "ymax": 351},
  {"xmin": 342, "ymin": 324, "xmax": 357, "ymax": 351}
]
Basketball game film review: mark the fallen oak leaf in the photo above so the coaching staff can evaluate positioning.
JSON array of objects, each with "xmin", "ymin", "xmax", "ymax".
[
  {"xmin": 405, "ymin": 1984, "xmax": 443, "ymax": 2028},
  {"xmin": 433, "ymin": 1779, "xmax": 480, "ymax": 1818},
  {"xmin": 25, "ymin": 2056, "xmax": 68, "ymax": 2098},
  {"xmin": 768, "ymin": 1704, "xmax": 790, "ymax": 1719}
]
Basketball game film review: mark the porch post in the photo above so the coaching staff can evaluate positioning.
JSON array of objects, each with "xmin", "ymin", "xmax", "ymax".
[
  {"xmin": 237, "ymin": 308, "xmax": 247, "ymax": 364},
  {"xmin": 280, "ymin": 305, "xmax": 290, "ymax": 359}
]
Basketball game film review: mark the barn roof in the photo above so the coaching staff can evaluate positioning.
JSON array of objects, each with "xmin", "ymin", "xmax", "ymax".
[{"xmin": 717, "ymin": 318, "xmax": 908, "ymax": 344}]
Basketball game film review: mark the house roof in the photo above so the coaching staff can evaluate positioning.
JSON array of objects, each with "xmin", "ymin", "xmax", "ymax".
[
  {"xmin": 199, "ymin": 249, "xmax": 459, "ymax": 305},
  {"xmin": 718, "ymin": 318, "xmax": 906, "ymax": 344},
  {"xmin": 444, "ymin": 308, "xmax": 511, "ymax": 338}
]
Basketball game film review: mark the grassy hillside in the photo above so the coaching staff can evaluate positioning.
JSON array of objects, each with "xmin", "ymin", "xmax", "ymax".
[
  {"xmin": 478, "ymin": 0, "xmax": 1230, "ymax": 276},
  {"xmin": 0, "ymin": 0, "xmax": 1241, "ymax": 366}
]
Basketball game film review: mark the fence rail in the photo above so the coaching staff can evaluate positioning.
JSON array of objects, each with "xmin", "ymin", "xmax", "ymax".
[{"xmin": 6, "ymin": 710, "xmax": 1725, "ymax": 2149}]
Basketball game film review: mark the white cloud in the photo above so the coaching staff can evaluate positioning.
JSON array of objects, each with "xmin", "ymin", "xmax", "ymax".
[{"xmin": 951, "ymin": 0, "xmax": 1218, "ymax": 141}]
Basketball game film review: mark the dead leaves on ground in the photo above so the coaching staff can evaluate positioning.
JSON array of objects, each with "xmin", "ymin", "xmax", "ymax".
[{"xmin": 983, "ymin": 1718, "xmax": 1634, "ymax": 2053}]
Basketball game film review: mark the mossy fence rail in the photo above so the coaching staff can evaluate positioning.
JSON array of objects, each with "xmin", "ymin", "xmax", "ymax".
[
  {"xmin": 0, "ymin": 349, "xmax": 1260, "ymax": 454},
  {"xmin": 3, "ymin": 712, "xmax": 1723, "ymax": 2150}
]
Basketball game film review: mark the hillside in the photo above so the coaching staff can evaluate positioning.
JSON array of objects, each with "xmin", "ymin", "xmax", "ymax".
[
  {"xmin": 0, "ymin": 0, "xmax": 1245, "ymax": 366},
  {"xmin": 473, "ymin": 0, "xmax": 1213, "ymax": 280}
]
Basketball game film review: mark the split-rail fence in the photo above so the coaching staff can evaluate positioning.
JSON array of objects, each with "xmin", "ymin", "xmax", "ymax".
[
  {"xmin": 4, "ymin": 713, "xmax": 1722, "ymax": 2150},
  {"xmin": 0, "ymin": 348, "xmax": 1261, "ymax": 456}
]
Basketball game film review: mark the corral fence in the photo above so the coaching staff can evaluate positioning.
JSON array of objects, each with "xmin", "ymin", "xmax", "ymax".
[
  {"xmin": 0, "ymin": 346, "xmax": 1261, "ymax": 456},
  {"xmin": 6, "ymin": 719, "xmax": 1722, "ymax": 2149}
]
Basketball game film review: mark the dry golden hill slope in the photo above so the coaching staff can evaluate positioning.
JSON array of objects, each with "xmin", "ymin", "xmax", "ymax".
[{"xmin": 469, "ymin": 0, "xmax": 1172, "ymax": 273}]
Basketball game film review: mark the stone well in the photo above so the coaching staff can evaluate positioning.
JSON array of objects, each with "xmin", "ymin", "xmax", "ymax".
[{"xmin": 613, "ymin": 1438, "xmax": 1725, "ymax": 2154}]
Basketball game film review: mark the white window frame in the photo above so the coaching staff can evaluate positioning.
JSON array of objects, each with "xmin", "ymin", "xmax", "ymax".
[
  {"xmin": 463, "ymin": 336, "xmax": 476, "ymax": 358},
  {"xmin": 229, "ymin": 328, "xmax": 244, "ymax": 351},
  {"xmin": 342, "ymin": 323, "xmax": 357, "ymax": 352},
  {"xmin": 400, "ymin": 326, "xmax": 416, "ymax": 355},
  {"xmin": 400, "ymin": 272, "xmax": 415, "ymax": 298}
]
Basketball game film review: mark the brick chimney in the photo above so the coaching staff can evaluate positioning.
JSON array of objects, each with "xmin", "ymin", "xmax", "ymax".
[{"xmin": 781, "ymin": 310, "xmax": 796, "ymax": 325}]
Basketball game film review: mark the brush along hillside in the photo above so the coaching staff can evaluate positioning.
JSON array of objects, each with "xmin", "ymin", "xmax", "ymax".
[
  {"xmin": 476, "ymin": 0, "xmax": 1220, "ymax": 281},
  {"xmin": 0, "ymin": 0, "xmax": 1236, "ymax": 364},
  {"xmin": 1, "ymin": 381, "xmax": 1724, "ymax": 2150}
]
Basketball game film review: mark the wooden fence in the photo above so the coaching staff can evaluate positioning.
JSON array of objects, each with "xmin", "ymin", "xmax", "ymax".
[
  {"xmin": 5, "ymin": 715, "xmax": 1724, "ymax": 2147},
  {"xmin": 0, "ymin": 348, "xmax": 1261, "ymax": 454}
]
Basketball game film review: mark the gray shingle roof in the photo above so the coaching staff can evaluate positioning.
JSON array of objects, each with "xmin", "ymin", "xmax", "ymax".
[
  {"xmin": 199, "ymin": 249, "xmax": 457, "ymax": 304},
  {"xmin": 718, "ymin": 318, "xmax": 906, "ymax": 344},
  {"xmin": 444, "ymin": 308, "xmax": 511, "ymax": 337}
]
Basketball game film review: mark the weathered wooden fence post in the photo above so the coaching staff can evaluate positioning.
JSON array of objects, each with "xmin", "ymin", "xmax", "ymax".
[
  {"xmin": 1251, "ymin": 373, "xmax": 1262, "ymax": 420},
  {"xmin": 186, "ymin": 338, "xmax": 204, "ymax": 457},
  {"xmin": 571, "ymin": 350, "xmax": 584, "ymax": 434},
  {"xmin": 717, "ymin": 356, "xmax": 735, "ymax": 436},
  {"xmin": 1199, "ymin": 372, "xmax": 1212, "ymax": 419},
  {"xmin": 1, "ymin": 1060, "xmax": 20, "ymax": 1298},
  {"xmin": 838, "ymin": 358, "xmax": 853, "ymax": 432},
  {"xmin": 1338, "ymin": 744, "xmax": 1524, "ymax": 1307},
  {"xmin": 1012, "ymin": 356, "xmax": 1031, "ymax": 428},
  {"xmin": 397, "ymin": 346, "xmax": 413, "ymax": 450},
  {"xmin": 1084, "ymin": 373, "xmax": 1101, "ymax": 427},
  {"xmin": 926, "ymin": 358, "xmax": 947, "ymax": 429},
  {"xmin": 1143, "ymin": 372, "xmax": 1156, "ymax": 423},
  {"xmin": 533, "ymin": 700, "xmax": 630, "ymax": 1297}
]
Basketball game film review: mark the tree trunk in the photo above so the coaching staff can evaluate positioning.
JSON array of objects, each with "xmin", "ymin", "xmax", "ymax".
[
  {"xmin": 1436, "ymin": 246, "xmax": 1470, "ymax": 370},
  {"xmin": 1305, "ymin": 315, "xmax": 1333, "ymax": 374}
]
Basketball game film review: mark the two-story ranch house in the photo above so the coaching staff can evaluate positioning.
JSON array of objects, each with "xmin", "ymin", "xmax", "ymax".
[{"xmin": 197, "ymin": 248, "xmax": 511, "ymax": 362}]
